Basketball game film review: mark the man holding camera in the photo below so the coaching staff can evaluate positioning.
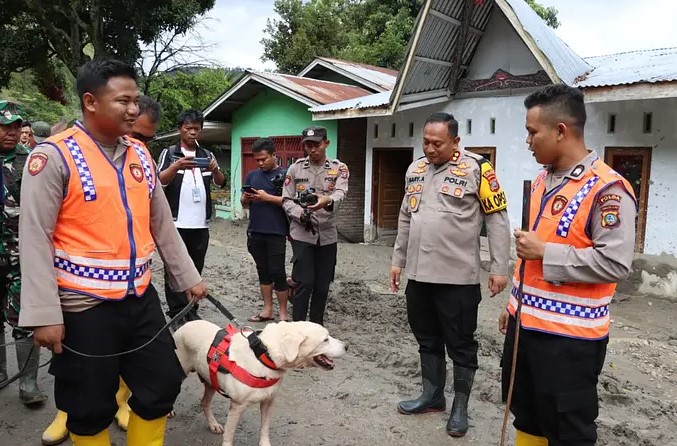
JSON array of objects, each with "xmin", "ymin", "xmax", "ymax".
[
  {"xmin": 157, "ymin": 110, "xmax": 226, "ymax": 326},
  {"xmin": 241, "ymin": 138, "xmax": 290, "ymax": 322},
  {"xmin": 282, "ymin": 126, "xmax": 348, "ymax": 325}
]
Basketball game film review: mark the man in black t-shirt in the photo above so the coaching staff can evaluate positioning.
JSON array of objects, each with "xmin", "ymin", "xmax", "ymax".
[{"xmin": 241, "ymin": 138, "xmax": 290, "ymax": 322}]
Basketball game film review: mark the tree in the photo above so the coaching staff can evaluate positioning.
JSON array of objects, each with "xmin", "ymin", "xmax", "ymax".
[
  {"xmin": 261, "ymin": 0, "xmax": 560, "ymax": 73},
  {"xmin": 147, "ymin": 68, "xmax": 238, "ymax": 133},
  {"xmin": 526, "ymin": 0, "xmax": 560, "ymax": 28},
  {"xmin": 0, "ymin": 0, "xmax": 216, "ymax": 91}
]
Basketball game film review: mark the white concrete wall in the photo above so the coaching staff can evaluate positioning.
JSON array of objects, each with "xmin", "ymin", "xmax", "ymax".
[
  {"xmin": 466, "ymin": 10, "xmax": 542, "ymax": 79},
  {"xmin": 586, "ymin": 97, "xmax": 677, "ymax": 255},
  {"xmin": 364, "ymin": 96, "xmax": 677, "ymax": 256}
]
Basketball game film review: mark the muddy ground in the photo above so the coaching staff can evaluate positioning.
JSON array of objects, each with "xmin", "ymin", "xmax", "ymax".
[{"xmin": 1, "ymin": 218, "xmax": 676, "ymax": 446}]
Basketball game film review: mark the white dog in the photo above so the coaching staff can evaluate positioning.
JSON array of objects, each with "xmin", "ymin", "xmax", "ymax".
[{"xmin": 172, "ymin": 319, "xmax": 346, "ymax": 446}]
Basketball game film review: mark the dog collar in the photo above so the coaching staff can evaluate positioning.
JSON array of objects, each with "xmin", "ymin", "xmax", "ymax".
[{"xmin": 207, "ymin": 324, "xmax": 280, "ymax": 391}]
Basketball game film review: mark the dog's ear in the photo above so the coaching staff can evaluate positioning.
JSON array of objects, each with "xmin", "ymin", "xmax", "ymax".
[{"xmin": 280, "ymin": 331, "xmax": 306, "ymax": 363}]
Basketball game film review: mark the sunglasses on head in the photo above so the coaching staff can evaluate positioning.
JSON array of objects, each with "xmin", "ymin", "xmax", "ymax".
[{"xmin": 130, "ymin": 132, "xmax": 155, "ymax": 144}]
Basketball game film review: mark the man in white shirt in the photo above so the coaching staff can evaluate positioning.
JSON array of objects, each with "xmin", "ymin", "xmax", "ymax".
[{"xmin": 157, "ymin": 110, "xmax": 225, "ymax": 324}]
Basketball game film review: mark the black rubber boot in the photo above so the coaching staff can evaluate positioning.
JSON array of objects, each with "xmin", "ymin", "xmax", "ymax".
[
  {"xmin": 446, "ymin": 364, "xmax": 475, "ymax": 437},
  {"xmin": 398, "ymin": 354, "xmax": 446, "ymax": 414}
]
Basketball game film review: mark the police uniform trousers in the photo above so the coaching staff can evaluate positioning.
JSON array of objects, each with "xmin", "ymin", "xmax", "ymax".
[
  {"xmin": 290, "ymin": 240, "xmax": 337, "ymax": 326},
  {"xmin": 501, "ymin": 316, "xmax": 608, "ymax": 446},
  {"xmin": 48, "ymin": 284, "xmax": 184, "ymax": 436},
  {"xmin": 405, "ymin": 281, "xmax": 481, "ymax": 369},
  {"xmin": 164, "ymin": 227, "xmax": 209, "ymax": 318}
]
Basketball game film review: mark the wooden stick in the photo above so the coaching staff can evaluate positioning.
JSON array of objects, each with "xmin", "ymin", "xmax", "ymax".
[{"xmin": 499, "ymin": 180, "xmax": 531, "ymax": 446}]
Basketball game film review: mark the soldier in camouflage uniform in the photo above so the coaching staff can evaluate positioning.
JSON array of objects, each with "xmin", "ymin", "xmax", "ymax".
[{"xmin": 0, "ymin": 100, "xmax": 47, "ymax": 406}]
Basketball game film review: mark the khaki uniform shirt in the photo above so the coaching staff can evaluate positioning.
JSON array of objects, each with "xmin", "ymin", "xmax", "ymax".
[
  {"xmin": 18, "ymin": 138, "xmax": 202, "ymax": 327},
  {"xmin": 392, "ymin": 149, "xmax": 511, "ymax": 284},
  {"xmin": 541, "ymin": 151, "xmax": 636, "ymax": 283},
  {"xmin": 282, "ymin": 157, "xmax": 349, "ymax": 245}
]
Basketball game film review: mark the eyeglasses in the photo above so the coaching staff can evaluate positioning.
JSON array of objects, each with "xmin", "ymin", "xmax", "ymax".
[{"xmin": 130, "ymin": 132, "xmax": 155, "ymax": 144}]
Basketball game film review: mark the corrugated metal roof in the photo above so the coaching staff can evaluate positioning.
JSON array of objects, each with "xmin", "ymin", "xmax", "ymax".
[
  {"xmin": 253, "ymin": 72, "xmax": 372, "ymax": 105},
  {"xmin": 316, "ymin": 58, "xmax": 398, "ymax": 91},
  {"xmin": 309, "ymin": 91, "xmax": 392, "ymax": 113},
  {"xmin": 578, "ymin": 47, "xmax": 677, "ymax": 88},
  {"xmin": 498, "ymin": 0, "xmax": 590, "ymax": 85}
]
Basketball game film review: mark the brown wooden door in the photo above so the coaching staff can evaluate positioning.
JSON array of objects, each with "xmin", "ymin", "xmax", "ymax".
[
  {"xmin": 604, "ymin": 147, "xmax": 652, "ymax": 253},
  {"xmin": 373, "ymin": 148, "xmax": 413, "ymax": 230}
]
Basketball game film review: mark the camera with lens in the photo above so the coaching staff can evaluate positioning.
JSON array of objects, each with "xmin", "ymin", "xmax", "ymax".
[
  {"xmin": 295, "ymin": 188, "xmax": 318, "ymax": 207},
  {"xmin": 271, "ymin": 173, "xmax": 285, "ymax": 196}
]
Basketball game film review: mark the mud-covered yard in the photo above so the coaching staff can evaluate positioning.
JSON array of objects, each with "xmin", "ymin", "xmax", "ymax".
[{"xmin": 1, "ymin": 219, "xmax": 676, "ymax": 446}]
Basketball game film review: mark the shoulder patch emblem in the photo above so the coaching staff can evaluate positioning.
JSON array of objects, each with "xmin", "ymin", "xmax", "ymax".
[
  {"xmin": 482, "ymin": 169, "xmax": 500, "ymax": 192},
  {"xmin": 284, "ymin": 175, "xmax": 292, "ymax": 186},
  {"xmin": 601, "ymin": 208, "xmax": 620, "ymax": 228},
  {"xmin": 129, "ymin": 163, "xmax": 144, "ymax": 183},
  {"xmin": 27, "ymin": 153, "xmax": 48, "ymax": 176}
]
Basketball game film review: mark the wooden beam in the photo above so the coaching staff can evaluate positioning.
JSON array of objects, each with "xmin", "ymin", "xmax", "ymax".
[
  {"xmin": 448, "ymin": 0, "xmax": 475, "ymax": 94},
  {"xmin": 413, "ymin": 56, "xmax": 468, "ymax": 70},
  {"xmin": 429, "ymin": 9, "xmax": 484, "ymax": 36}
]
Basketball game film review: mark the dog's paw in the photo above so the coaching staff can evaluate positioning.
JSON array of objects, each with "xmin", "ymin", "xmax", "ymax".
[
  {"xmin": 168, "ymin": 410, "xmax": 176, "ymax": 419},
  {"xmin": 209, "ymin": 422, "xmax": 224, "ymax": 434}
]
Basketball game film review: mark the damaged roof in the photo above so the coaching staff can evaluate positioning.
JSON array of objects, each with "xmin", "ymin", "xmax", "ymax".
[
  {"xmin": 299, "ymin": 57, "xmax": 399, "ymax": 92},
  {"xmin": 579, "ymin": 47, "xmax": 677, "ymax": 88}
]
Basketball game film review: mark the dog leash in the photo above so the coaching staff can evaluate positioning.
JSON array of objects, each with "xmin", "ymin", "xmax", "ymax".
[{"xmin": 0, "ymin": 342, "xmax": 52, "ymax": 389}]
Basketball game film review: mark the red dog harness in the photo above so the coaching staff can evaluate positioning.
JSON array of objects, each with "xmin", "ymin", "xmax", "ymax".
[{"xmin": 207, "ymin": 324, "xmax": 280, "ymax": 392}]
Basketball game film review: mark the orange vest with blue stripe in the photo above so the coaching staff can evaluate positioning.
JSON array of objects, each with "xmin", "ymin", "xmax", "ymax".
[
  {"xmin": 508, "ymin": 158, "xmax": 636, "ymax": 340},
  {"xmin": 47, "ymin": 123, "xmax": 157, "ymax": 300}
]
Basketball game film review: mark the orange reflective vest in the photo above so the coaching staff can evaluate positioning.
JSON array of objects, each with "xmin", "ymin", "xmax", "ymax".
[
  {"xmin": 508, "ymin": 158, "xmax": 636, "ymax": 340},
  {"xmin": 48, "ymin": 123, "xmax": 157, "ymax": 300}
]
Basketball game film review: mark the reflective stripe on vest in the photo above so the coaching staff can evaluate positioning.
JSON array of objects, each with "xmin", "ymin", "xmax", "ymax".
[
  {"xmin": 509, "ymin": 159, "xmax": 637, "ymax": 340},
  {"xmin": 48, "ymin": 124, "xmax": 156, "ymax": 300}
]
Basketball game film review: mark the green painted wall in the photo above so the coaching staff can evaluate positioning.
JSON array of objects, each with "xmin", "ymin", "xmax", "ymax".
[{"xmin": 229, "ymin": 88, "xmax": 338, "ymax": 218}]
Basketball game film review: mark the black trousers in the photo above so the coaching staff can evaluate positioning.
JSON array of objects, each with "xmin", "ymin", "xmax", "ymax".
[
  {"xmin": 247, "ymin": 233, "xmax": 288, "ymax": 291},
  {"xmin": 405, "ymin": 281, "xmax": 481, "ymax": 369},
  {"xmin": 290, "ymin": 240, "xmax": 337, "ymax": 325},
  {"xmin": 164, "ymin": 227, "xmax": 209, "ymax": 318},
  {"xmin": 501, "ymin": 316, "xmax": 607, "ymax": 446},
  {"xmin": 49, "ymin": 285, "xmax": 184, "ymax": 436}
]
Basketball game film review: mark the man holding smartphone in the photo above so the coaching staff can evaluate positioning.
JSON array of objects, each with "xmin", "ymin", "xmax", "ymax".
[
  {"xmin": 157, "ymin": 109, "xmax": 226, "ymax": 326},
  {"xmin": 241, "ymin": 138, "xmax": 289, "ymax": 322}
]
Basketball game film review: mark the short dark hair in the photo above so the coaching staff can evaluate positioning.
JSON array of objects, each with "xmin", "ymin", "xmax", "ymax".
[
  {"xmin": 252, "ymin": 138, "xmax": 276, "ymax": 155},
  {"xmin": 21, "ymin": 121, "xmax": 31, "ymax": 128},
  {"xmin": 76, "ymin": 59, "xmax": 137, "ymax": 108},
  {"xmin": 176, "ymin": 109, "xmax": 204, "ymax": 128},
  {"xmin": 424, "ymin": 112, "xmax": 459, "ymax": 137},
  {"xmin": 138, "ymin": 96, "xmax": 162, "ymax": 124},
  {"xmin": 524, "ymin": 84, "xmax": 586, "ymax": 132}
]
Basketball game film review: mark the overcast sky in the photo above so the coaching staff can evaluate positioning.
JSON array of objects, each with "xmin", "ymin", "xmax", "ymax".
[{"xmin": 200, "ymin": 0, "xmax": 677, "ymax": 71}]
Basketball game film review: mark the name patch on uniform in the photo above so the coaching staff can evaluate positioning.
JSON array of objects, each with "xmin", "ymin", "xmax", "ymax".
[
  {"xmin": 551, "ymin": 195, "xmax": 568, "ymax": 215},
  {"xmin": 27, "ymin": 153, "xmax": 48, "ymax": 176},
  {"xmin": 443, "ymin": 177, "xmax": 468, "ymax": 187},
  {"xmin": 478, "ymin": 161, "xmax": 507, "ymax": 214},
  {"xmin": 407, "ymin": 176, "xmax": 425, "ymax": 184},
  {"xmin": 598, "ymin": 194, "xmax": 621, "ymax": 205},
  {"xmin": 129, "ymin": 163, "xmax": 144, "ymax": 183},
  {"xmin": 294, "ymin": 178, "xmax": 309, "ymax": 184}
]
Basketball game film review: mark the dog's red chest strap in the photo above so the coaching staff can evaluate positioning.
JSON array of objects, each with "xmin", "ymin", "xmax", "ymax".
[{"xmin": 207, "ymin": 324, "xmax": 280, "ymax": 390}]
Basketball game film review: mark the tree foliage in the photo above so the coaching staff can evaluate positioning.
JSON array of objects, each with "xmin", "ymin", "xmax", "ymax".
[
  {"xmin": 261, "ymin": 0, "xmax": 560, "ymax": 73},
  {"xmin": 147, "ymin": 68, "xmax": 238, "ymax": 133},
  {"xmin": 0, "ymin": 0, "xmax": 216, "ymax": 94}
]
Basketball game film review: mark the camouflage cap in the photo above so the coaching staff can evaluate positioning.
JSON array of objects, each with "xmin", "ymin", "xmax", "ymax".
[
  {"xmin": 0, "ymin": 100, "xmax": 25, "ymax": 125},
  {"xmin": 32, "ymin": 120, "xmax": 52, "ymax": 143}
]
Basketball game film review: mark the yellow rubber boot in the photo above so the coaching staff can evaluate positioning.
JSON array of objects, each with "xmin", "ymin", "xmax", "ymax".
[
  {"xmin": 115, "ymin": 378, "xmax": 132, "ymax": 430},
  {"xmin": 70, "ymin": 429, "xmax": 111, "ymax": 446},
  {"xmin": 42, "ymin": 410, "xmax": 69, "ymax": 445},
  {"xmin": 515, "ymin": 429, "xmax": 549, "ymax": 446},
  {"xmin": 126, "ymin": 411, "xmax": 167, "ymax": 446}
]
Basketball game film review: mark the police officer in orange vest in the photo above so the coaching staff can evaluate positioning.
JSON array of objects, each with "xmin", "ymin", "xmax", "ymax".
[
  {"xmin": 499, "ymin": 85, "xmax": 637, "ymax": 446},
  {"xmin": 18, "ymin": 59, "xmax": 207, "ymax": 446}
]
